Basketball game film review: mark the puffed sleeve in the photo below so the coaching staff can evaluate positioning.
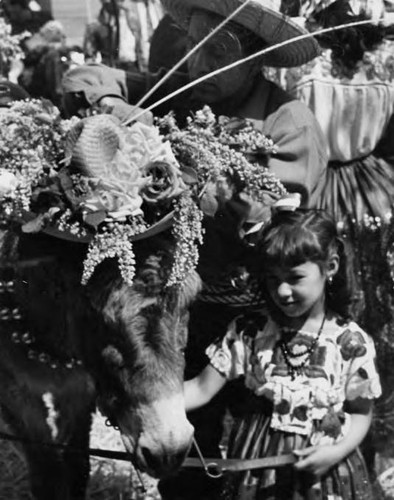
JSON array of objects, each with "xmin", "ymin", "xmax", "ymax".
[
  {"xmin": 262, "ymin": 100, "xmax": 328, "ymax": 208},
  {"xmin": 205, "ymin": 317, "xmax": 251, "ymax": 380},
  {"xmin": 338, "ymin": 326, "xmax": 382, "ymax": 412}
]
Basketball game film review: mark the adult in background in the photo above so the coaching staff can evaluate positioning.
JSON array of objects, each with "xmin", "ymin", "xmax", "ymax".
[
  {"xmin": 18, "ymin": 20, "xmax": 69, "ymax": 108},
  {"xmin": 83, "ymin": 0, "xmax": 164, "ymax": 72},
  {"xmin": 62, "ymin": 2, "xmax": 327, "ymax": 498}
]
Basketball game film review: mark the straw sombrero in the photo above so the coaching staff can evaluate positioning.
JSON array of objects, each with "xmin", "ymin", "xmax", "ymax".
[{"xmin": 161, "ymin": 0, "xmax": 321, "ymax": 67}]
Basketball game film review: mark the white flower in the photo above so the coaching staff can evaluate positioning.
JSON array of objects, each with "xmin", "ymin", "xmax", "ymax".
[{"xmin": 0, "ymin": 170, "xmax": 18, "ymax": 197}]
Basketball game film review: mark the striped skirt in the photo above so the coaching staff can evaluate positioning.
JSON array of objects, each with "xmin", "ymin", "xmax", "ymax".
[{"xmin": 221, "ymin": 411, "xmax": 373, "ymax": 500}]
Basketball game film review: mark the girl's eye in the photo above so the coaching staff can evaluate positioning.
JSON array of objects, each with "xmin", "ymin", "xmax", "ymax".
[{"xmin": 287, "ymin": 275, "xmax": 302, "ymax": 284}]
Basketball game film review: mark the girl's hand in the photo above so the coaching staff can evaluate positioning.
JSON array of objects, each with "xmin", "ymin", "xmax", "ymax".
[
  {"xmin": 293, "ymin": 445, "xmax": 343, "ymax": 476},
  {"xmin": 293, "ymin": 411, "xmax": 373, "ymax": 476}
]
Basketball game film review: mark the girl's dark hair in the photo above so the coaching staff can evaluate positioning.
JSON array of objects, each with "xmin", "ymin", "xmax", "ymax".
[
  {"xmin": 309, "ymin": 0, "xmax": 386, "ymax": 73},
  {"xmin": 254, "ymin": 209, "xmax": 354, "ymax": 320}
]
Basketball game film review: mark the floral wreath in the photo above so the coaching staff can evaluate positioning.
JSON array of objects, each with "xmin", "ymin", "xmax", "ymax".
[{"xmin": 0, "ymin": 100, "xmax": 287, "ymax": 287}]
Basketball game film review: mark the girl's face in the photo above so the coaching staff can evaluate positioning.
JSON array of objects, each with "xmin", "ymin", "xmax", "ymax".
[{"xmin": 265, "ymin": 261, "xmax": 327, "ymax": 320}]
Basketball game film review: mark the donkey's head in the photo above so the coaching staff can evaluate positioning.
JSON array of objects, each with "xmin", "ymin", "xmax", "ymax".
[{"xmin": 83, "ymin": 238, "xmax": 201, "ymax": 477}]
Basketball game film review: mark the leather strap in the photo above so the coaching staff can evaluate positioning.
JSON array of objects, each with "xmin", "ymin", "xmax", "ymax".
[
  {"xmin": 0, "ymin": 429, "xmax": 295, "ymax": 471},
  {"xmin": 182, "ymin": 454, "xmax": 296, "ymax": 472}
]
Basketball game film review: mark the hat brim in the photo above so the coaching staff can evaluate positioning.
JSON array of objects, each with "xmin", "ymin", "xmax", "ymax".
[{"xmin": 162, "ymin": 0, "xmax": 320, "ymax": 67}]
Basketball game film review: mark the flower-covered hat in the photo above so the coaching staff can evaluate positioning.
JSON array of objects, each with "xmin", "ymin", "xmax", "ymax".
[
  {"xmin": 161, "ymin": 0, "xmax": 321, "ymax": 67},
  {"xmin": 0, "ymin": 100, "xmax": 287, "ymax": 288}
]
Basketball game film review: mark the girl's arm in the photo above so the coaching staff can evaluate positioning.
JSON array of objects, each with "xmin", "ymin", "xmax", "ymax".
[
  {"xmin": 294, "ymin": 409, "xmax": 372, "ymax": 476},
  {"xmin": 184, "ymin": 364, "xmax": 227, "ymax": 412}
]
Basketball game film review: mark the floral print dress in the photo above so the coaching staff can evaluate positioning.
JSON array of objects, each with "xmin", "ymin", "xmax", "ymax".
[{"xmin": 206, "ymin": 313, "xmax": 382, "ymax": 500}]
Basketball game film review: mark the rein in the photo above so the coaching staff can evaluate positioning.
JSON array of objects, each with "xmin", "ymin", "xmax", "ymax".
[
  {"xmin": 0, "ymin": 429, "xmax": 296, "ymax": 480},
  {"xmin": 190, "ymin": 438, "xmax": 296, "ymax": 478}
]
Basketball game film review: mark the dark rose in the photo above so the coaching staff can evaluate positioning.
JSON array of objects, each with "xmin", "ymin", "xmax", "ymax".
[
  {"xmin": 320, "ymin": 409, "xmax": 343, "ymax": 438},
  {"xmin": 293, "ymin": 405, "xmax": 308, "ymax": 422},
  {"xmin": 337, "ymin": 329, "xmax": 367, "ymax": 361},
  {"xmin": 275, "ymin": 399, "xmax": 291, "ymax": 415},
  {"xmin": 141, "ymin": 160, "xmax": 186, "ymax": 204},
  {"xmin": 358, "ymin": 367, "xmax": 368, "ymax": 379}
]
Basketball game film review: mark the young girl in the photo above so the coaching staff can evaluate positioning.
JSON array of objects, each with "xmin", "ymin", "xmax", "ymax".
[{"xmin": 185, "ymin": 209, "xmax": 381, "ymax": 500}]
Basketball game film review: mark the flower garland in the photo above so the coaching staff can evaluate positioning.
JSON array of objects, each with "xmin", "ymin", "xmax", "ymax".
[
  {"xmin": 0, "ymin": 100, "xmax": 286, "ymax": 288},
  {"xmin": 0, "ymin": 100, "xmax": 77, "ymax": 215},
  {"xmin": 156, "ymin": 106, "xmax": 286, "ymax": 208}
]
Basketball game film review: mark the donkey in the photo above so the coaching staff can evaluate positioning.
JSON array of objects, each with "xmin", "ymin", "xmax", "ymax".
[{"xmin": 0, "ymin": 226, "xmax": 201, "ymax": 499}]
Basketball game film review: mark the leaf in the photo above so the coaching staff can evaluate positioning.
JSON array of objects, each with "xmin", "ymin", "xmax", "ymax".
[
  {"xmin": 21, "ymin": 214, "xmax": 46, "ymax": 233},
  {"xmin": 200, "ymin": 183, "xmax": 219, "ymax": 217},
  {"xmin": 239, "ymin": 192, "xmax": 280, "ymax": 224},
  {"xmin": 181, "ymin": 166, "xmax": 198, "ymax": 185},
  {"xmin": 83, "ymin": 210, "xmax": 107, "ymax": 229}
]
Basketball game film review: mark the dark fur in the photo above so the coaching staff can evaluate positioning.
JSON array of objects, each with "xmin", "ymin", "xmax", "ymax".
[{"xmin": 0, "ymin": 228, "xmax": 201, "ymax": 499}]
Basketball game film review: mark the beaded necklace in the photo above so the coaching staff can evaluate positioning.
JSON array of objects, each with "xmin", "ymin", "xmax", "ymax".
[{"xmin": 279, "ymin": 313, "xmax": 326, "ymax": 380}]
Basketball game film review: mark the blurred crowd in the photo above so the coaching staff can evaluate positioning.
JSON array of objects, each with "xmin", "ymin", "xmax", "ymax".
[{"xmin": 0, "ymin": 0, "xmax": 166, "ymax": 109}]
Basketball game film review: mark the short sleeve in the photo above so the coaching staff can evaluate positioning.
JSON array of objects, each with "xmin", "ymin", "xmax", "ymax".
[
  {"xmin": 205, "ymin": 318, "xmax": 251, "ymax": 380},
  {"xmin": 339, "ymin": 327, "xmax": 382, "ymax": 406},
  {"xmin": 262, "ymin": 100, "xmax": 328, "ymax": 208}
]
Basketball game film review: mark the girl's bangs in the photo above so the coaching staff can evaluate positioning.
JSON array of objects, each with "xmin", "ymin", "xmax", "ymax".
[{"xmin": 263, "ymin": 225, "xmax": 323, "ymax": 268}]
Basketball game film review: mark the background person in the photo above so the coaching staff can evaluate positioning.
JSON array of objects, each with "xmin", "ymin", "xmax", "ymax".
[{"xmin": 83, "ymin": 0, "xmax": 164, "ymax": 71}]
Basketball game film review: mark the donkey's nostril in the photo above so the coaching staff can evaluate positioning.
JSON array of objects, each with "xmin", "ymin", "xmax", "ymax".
[
  {"xmin": 141, "ymin": 447, "xmax": 161, "ymax": 471},
  {"xmin": 141, "ymin": 446, "xmax": 189, "ymax": 475},
  {"xmin": 172, "ymin": 449, "xmax": 188, "ymax": 469}
]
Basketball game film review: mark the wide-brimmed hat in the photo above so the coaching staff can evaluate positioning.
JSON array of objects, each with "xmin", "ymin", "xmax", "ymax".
[{"xmin": 161, "ymin": 0, "xmax": 321, "ymax": 67}]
